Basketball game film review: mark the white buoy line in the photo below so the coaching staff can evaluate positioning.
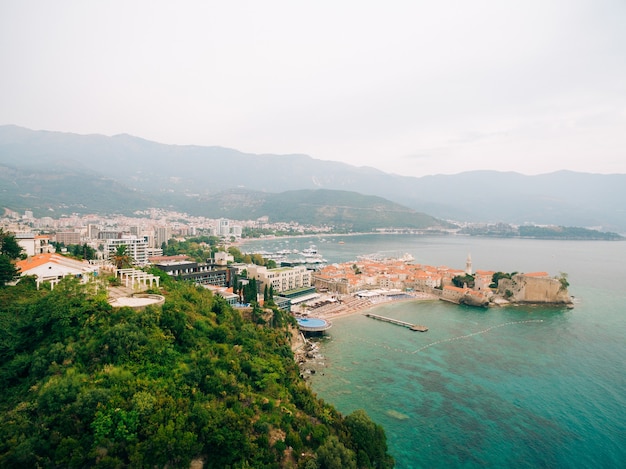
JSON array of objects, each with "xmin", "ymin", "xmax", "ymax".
[{"xmin": 343, "ymin": 319, "xmax": 545, "ymax": 355}]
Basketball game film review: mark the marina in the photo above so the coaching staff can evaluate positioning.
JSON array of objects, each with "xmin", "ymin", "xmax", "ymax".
[{"xmin": 245, "ymin": 244, "xmax": 328, "ymax": 268}]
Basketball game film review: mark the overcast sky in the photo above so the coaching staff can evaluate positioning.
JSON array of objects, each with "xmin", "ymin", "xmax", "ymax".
[{"xmin": 1, "ymin": 1, "xmax": 625, "ymax": 177}]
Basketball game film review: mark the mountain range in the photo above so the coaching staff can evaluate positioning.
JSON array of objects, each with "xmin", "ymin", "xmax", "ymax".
[{"xmin": 1, "ymin": 125, "xmax": 624, "ymax": 233}]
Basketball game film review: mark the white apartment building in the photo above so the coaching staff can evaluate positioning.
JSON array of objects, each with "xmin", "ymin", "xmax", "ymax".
[
  {"xmin": 231, "ymin": 225, "xmax": 242, "ymax": 237},
  {"xmin": 15, "ymin": 233, "xmax": 54, "ymax": 257},
  {"xmin": 247, "ymin": 264, "xmax": 312, "ymax": 293},
  {"xmin": 106, "ymin": 236, "xmax": 149, "ymax": 266},
  {"xmin": 218, "ymin": 219, "xmax": 230, "ymax": 237},
  {"xmin": 214, "ymin": 251, "xmax": 234, "ymax": 266},
  {"xmin": 87, "ymin": 224, "xmax": 100, "ymax": 239}
]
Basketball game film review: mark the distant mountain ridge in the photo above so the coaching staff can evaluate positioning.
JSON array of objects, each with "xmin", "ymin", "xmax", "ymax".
[
  {"xmin": 0, "ymin": 161, "xmax": 151, "ymax": 215},
  {"xmin": 187, "ymin": 189, "xmax": 448, "ymax": 231},
  {"xmin": 1, "ymin": 125, "xmax": 625, "ymax": 232}
]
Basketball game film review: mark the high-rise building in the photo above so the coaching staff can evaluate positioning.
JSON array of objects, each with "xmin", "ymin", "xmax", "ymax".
[
  {"xmin": 98, "ymin": 231, "xmax": 121, "ymax": 240},
  {"xmin": 55, "ymin": 231, "xmax": 81, "ymax": 245},
  {"xmin": 155, "ymin": 227, "xmax": 171, "ymax": 248},
  {"xmin": 106, "ymin": 236, "xmax": 149, "ymax": 266},
  {"xmin": 87, "ymin": 224, "xmax": 100, "ymax": 239},
  {"xmin": 219, "ymin": 219, "xmax": 230, "ymax": 237}
]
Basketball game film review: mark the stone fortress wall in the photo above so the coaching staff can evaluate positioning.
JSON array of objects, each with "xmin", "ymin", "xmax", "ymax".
[{"xmin": 498, "ymin": 273, "xmax": 571, "ymax": 304}]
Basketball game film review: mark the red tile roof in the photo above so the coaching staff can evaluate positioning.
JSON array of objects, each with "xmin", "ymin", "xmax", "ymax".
[{"xmin": 16, "ymin": 253, "xmax": 93, "ymax": 273}]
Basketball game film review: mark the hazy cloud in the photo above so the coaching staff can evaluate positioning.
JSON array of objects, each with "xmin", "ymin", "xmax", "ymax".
[{"xmin": 1, "ymin": 0, "xmax": 625, "ymax": 177}]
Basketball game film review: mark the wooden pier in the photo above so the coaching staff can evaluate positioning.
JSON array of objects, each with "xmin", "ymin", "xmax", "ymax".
[{"xmin": 364, "ymin": 313, "xmax": 428, "ymax": 332}]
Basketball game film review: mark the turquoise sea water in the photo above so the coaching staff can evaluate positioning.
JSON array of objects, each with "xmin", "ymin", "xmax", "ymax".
[{"xmin": 244, "ymin": 235, "xmax": 626, "ymax": 468}]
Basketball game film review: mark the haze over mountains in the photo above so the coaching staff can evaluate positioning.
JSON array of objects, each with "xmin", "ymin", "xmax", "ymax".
[{"xmin": 1, "ymin": 125, "xmax": 624, "ymax": 233}]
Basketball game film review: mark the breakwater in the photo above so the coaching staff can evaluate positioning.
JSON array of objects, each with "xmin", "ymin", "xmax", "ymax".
[{"xmin": 364, "ymin": 312, "xmax": 428, "ymax": 332}]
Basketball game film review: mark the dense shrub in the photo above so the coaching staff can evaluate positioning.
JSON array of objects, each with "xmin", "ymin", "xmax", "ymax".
[{"xmin": 0, "ymin": 277, "xmax": 394, "ymax": 467}]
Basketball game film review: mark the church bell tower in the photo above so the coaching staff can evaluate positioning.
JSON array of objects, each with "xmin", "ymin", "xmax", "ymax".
[{"xmin": 465, "ymin": 253, "xmax": 472, "ymax": 275}]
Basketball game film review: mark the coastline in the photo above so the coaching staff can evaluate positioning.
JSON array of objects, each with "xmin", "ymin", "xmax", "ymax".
[
  {"xmin": 309, "ymin": 292, "xmax": 438, "ymax": 321},
  {"xmin": 236, "ymin": 231, "xmax": 373, "ymax": 247},
  {"xmin": 236, "ymin": 229, "xmax": 624, "ymax": 247},
  {"xmin": 283, "ymin": 235, "xmax": 624, "ymax": 467},
  {"xmin": 292, "ymin": 292, "xmax": 438, "ymax": 379}
]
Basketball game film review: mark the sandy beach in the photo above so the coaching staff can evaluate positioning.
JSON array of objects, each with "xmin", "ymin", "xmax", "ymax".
[
  {"xmin": 301, "ymin": 291, "xmax": 438, "ymax": 321},
  {"xmin": 292, "ymin": 291, "xmax": 438, "ymax": 380}
]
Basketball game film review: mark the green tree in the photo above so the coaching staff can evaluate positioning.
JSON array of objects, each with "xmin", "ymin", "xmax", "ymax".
[
  {"xmin": 0, "ymin": 229, "xmax": 24, "ymax": 287},
  {"xmin": 317, "ymin": 435, "xmax": 356, "ymax": 469},
  {"xmin": 0, "ymin": 229, "xmax": 24, "ymax": 259},
  {"xmin": 0, "ymin": 256, "xmax": 19, "ymax": 287},
  {"xmin": 345, "ymin": 409, "xmax": 394, "ymax": 468},
  {"xmin": 67, "ymin": 243, "xmax": 97, "ymax": 261},
  {"xmin": 112, "ymin": 244, "xmax": 133, "ymax": 269},
  {"xmin": 251, "ymin": 253, "xmax": 265, "ymax": 266},
  {"xmin": 227, "ymin": 246, "xmax": 244, "ymax": 262},
  {"xmin": 490, "ymin": 272, "xmax": 511, "ymax": 288},
  {"xmin": 452, "ymin": 274, "xmax": 474, "ymax": 288},
  {"xmin": 243, "ymin": 278, "xmax": 258, "ymax": 304},
  {"xmin": 0, "ymin": 275, "xmax": 393, "ymax": 468}
]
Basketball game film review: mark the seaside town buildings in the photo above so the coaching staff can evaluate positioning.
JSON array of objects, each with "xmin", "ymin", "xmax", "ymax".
[
  {"xmin": 246, "ymin": 264, "xmax": 312, "ymax": 294},
  {"xmin": 4, "ymin": 208, "xmax": 571, "ymax": 306},
  {"xmin": 153, "ymin": 258, "xmax": 235, "ymax": 288},
  {"xmin": 3, "ymin": 209, "xmax": 253, "ymax": 261},
  {"xmin": 3, "ymin": 209, "xmax": 247, "ymax": 288},
  {"xmin": 3, "ymin": 209, "xmax": 325, "ymax": 299},
  {"xmin": 311, "ymin": 258, "xmax": 571, "ymax": 306},
  {"xmin": 312, "ymin": 258, "xmax": 451, "ymax": 294},
  {"xmin": 311, "ymin": 256, "xmax": 495, "ymax": 306}
]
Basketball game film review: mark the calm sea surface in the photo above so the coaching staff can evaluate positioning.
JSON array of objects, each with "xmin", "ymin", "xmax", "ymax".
[{"xmin": 244, "ymin": 234, "xmax": 626, "ymax": 468}]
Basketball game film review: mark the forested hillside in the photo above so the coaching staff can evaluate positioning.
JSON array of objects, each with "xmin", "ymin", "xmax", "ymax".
[
  {"xmin": 184, "ymin": 189, "xmax": 448, "ymax": 232},
  {"xmin": 0, "ymin": 163, "xmax": 151, "ymax": 215},
  {"xmin": 0, "ymin": 275, "xmax": 393, "ymax": 468}
]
